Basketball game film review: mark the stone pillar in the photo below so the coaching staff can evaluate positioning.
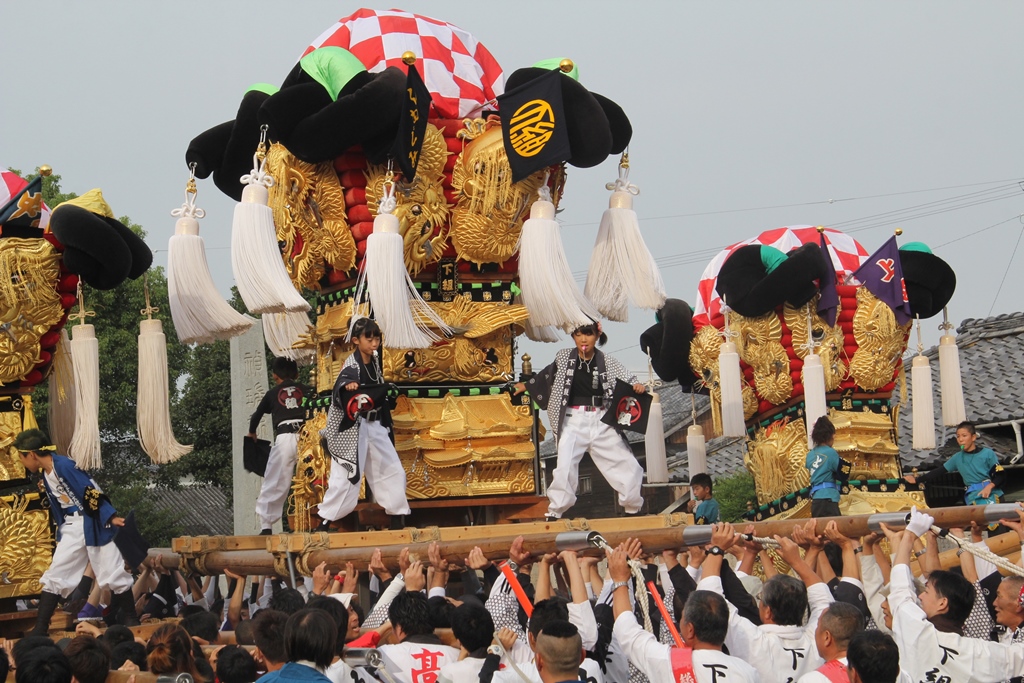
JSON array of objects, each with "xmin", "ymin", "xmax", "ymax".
[{"xmin": 231, "ymin": 324, "xmax": 273, "ymax": 536}]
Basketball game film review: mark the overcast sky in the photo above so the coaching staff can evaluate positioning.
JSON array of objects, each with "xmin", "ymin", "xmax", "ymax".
[{"xmin": 4, "ymin": 2, "xmax": 1023, "ymax": 376}]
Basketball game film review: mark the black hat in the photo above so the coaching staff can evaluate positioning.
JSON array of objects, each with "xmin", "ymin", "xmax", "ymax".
[
  {"xmin": 113, "ymin": 510, "xmax": 150, "ymax": 570},
  {"xmin": 716, "ymin": 242, "xmax": 826, "ymax": 317},
  {"xmin": 243, "ymin": 438, "xmax": 272, "ymax": 477},
  {"xmin": 899, "ymin": 243, "xmax": 956, "ymax": 319},
  {"xmin": 639, "ymin": 299, "xmax": 695, "ymax": 385},
  {"xmin": 601, "ymin": 379, "xmax": 653, "ymax": 433}
]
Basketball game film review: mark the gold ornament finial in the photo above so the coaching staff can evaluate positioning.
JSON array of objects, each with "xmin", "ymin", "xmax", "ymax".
[
  {"xmin": 894, "ymin": 228, "xmax": 903, "ymax": 236},
  {"xmin": 559, "ymin": 59, "xmax": 574, "ymax": 73},
  {"xmin": 521, "ymin": 353, "xmax": 533, "ymax": 375},
  {"xmin": 38, "ymin": 164, "xmax": 52, "ymax": 177},
  {"xmin": 402, "ymin": 51, "xmax": 417, "ymax": 65},
  {"xmin": 816, "ymin": 225, "xmax": 825, "ymax": 234}
]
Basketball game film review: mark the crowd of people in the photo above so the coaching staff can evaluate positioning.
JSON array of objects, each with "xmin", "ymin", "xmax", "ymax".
[{"xmin": 4, "ymin": 504, "xmax": 1024, "ymax": 683}]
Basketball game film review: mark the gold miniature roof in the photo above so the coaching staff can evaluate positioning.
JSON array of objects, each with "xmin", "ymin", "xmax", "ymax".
[
  {"xmin": 829, "ymin": 408, "xmax": 894, "ymax": 433},
  {"xmin": 427, "ymin": 393, "xmax": 534, "ymax": 441},
  {"xmin": 423, "ymin": 440, "xmax": 535, "ymax": 468}
]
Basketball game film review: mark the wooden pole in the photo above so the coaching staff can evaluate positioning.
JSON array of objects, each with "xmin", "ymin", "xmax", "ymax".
[{"xmin": 151, "ymin": 504, "xmax": 1021, "ymax": 576}]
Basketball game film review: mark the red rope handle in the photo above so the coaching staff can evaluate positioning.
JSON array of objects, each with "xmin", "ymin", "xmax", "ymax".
[
  {"xmin": 647, "ymin": 580, "xmax": 684, "ymax": 648},
  {"xmin": 501, "ymin": 562, "xmax": 534, "ymax": 618}
]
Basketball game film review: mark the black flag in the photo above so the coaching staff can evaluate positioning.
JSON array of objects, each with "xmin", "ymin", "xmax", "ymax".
[
  {"xmin": 498, "ymin": 69, "xmax": 572, "ymax": 182},
  {"xmin": 392, "ymin": 63, "xmax": 432, "ymax": 181},
  {"xmin": 601, "ymin": 379, "xmax": 653, "ymax": 434}
]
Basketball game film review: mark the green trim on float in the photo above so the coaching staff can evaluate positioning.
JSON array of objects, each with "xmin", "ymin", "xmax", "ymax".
[
  {"xmin": 300, "ymin": 47, "xmax": 367, "ymax": 101},
  {"xmin": 533, "ymin": 58, "xmax": 579, "ymax": 81}
]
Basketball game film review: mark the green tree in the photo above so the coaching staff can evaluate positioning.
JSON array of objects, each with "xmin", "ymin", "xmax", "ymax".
[{"xmin": 714, "ymin": 470, "xmax": 758, "ymax": 522}]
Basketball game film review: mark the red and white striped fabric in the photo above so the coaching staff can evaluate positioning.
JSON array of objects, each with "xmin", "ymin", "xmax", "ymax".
[
  {"xmin": 1, "ymin": 168, "xmax": 50, "ymax": 231},
  {"xmin": 692, "ymin": 226, "xmax": 868, "ymax": 329},
  {"xmin": 304, "ymin": 8, "xmax": 504, "ymax": 120}
]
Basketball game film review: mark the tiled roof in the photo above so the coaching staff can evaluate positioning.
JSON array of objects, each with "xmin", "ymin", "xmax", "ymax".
[
  {"xmin": 147, "ymin": 485, "xmax": 234, "ymax": 536},
  {"xmin": 897, "ymin": 312, "xmax": 1024, "ymax": 469}
]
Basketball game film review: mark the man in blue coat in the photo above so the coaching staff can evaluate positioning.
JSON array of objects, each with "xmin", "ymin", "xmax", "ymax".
[{"xmin": 15, "ymin": 429, "xmax": 137, "ymax": 635}]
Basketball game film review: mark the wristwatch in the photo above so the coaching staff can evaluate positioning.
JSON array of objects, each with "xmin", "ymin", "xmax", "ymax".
[
  {"xmin": 506, "ymin": 560, "xmax": 519, "ymax": 572},
  {"xmin": 611, "ymin": 580, "xmax": 630, "ymax": 592},
  {"xmin": 956, "ymin": 549, "xmax": 965, "ymax": 557},
  {"xmin": 853, "ymin": 546, "xmax": 863, "ymax": 555},
  {"xmin": 914, "ymin": 549, "xmax": 927, "ymax": 558},
  {"xmin": 708, "ymin": 546, "xmax": 724, "ymax": 556},
  {"xmin": 487, "ymin": 644, "xmax": 503, "ymax": 656}
]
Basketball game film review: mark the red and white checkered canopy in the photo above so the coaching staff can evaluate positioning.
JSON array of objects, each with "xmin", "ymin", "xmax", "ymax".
[
  {"xmin": 693, "ymin": 226, "xmax": 869, "ymax": 329},
  {"xmin": 304, "ymin": 8, "xmax": 504, "ymax": 120},
  {"xmin": 1, "ymin": 168, "xmax": 50, "ymax": 231}
]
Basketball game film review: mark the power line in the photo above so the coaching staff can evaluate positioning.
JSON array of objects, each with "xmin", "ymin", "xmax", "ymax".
[
  {"xmin": 988, "ymin": 220, "xmax": 1024, "ymax": 316},
  {"xmin": 558, "ymin": 178, "xmax": 1024, "ymax": 228}
]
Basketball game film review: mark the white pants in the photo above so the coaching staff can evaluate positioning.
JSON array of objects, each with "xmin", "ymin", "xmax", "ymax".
[
  {"xmin": 255, "ymin": 432, "xmax": 299, "ymax": 529},
  {"xmin": 319, "ymin": 418, "xmax": 411, "ymax": 520},
  {"xmin": 40, "ymin": 515, "xmax": 134, "ymax": 596},
  {"xmin": 547, "ymin": 408, "xmax": 644, "ymax": 517}
]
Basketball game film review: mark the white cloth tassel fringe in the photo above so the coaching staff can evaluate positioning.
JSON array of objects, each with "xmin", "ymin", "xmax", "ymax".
[
  {"xmin": 168, "ymin": 212, "xmax": 253, "ymax": 345},
  {"xmin": 263, "ymin": 311, "xmax": 315, "ymax": 366},
  {"xmin": 524, "ymin": 319, "xmax": 562, "ymax": 343},
  {"xmin": 355, "ymin": 207, "xmax": 450, "ymax": 349},
  {"xmin": 137, "ymin": 318, "xmax": 192, "ymax": 464},
  {"xmin": 231, "ymin": 178, "xmax": 309, "ymax": 314},
  {"xmin": 518, "ymin": 198, "xmax": 599, "ymax": 331},
  {"xmin": 645, "ymin": 393, "xmax": 668, "ymax": 483},
  {"xmin": 686, "ymin": 424, "xmax": 707, "ymax": 478},
  {"xmin": 803, "ymin": 353, "xmax": 828, "ymax": 449},
  {"xmin": 939, "ymin": 334, "xmax": 967, "ymax": 426},
  {"xmin": 584, "ymin": 204, "xmax": 629, "ymax": 321},
  {"xmin": 718, "ymin": 340, "xmax": 746, "ymax": 437},
  {"xmin": 69, "ymin": 324, "xmax": 101, "ymax": 469},
  {"xmin": 912, "ymin": 354, "xmax": 936, "ymax": 450},
  {"xmin": 585, "ymin": 189, "xmax": 665, "ymax": 321},
  {"xmin": 48, "ymin": 329, "xmax": 76, "ymax": 454}
]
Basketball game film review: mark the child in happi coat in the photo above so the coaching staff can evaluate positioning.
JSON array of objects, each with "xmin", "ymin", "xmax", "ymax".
[
  {"xmin": 514, "ymin": 322, "xmax": 646, "ymax": 519},
  {"xmin": 319, "ymin": 317, "xmax": 411, "ymax": 530}
]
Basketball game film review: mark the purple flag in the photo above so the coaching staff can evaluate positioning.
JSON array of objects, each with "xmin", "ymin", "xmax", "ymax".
[
  {"xmin": 817, "ymin": 231, "xmax": 839, "ymax": 327},
  {"xmin": 851, "ymin": 235, "xmax": 912, "ymax": 325}
]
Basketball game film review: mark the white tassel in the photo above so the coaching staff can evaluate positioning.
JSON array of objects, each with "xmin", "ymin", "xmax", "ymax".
[
  {"xmin": 352, "ymin": 177, "xmax": 450, "ymax": 349},
  {"xmin": 584, "ymin": 199, "xmax": 628, "ymax": 321},
  {"xmin": 137, "ymin": 318, "xmax": 192, "ymax": 464},
  {"xmin": 231, "ymin": 138, "xmax": 309, "ymax": 314},
  {"xmin": 263, "ymin": 311, "xmax": 315, "ymax": 366},
  {"xmin": 518, "ymin": 188, "xmax": 600, "ymax": 331},
  {"xmin": 584, "ymin": 161, "xmax": 665, "ymax": 321},
  {"xmin": 938, "ymin": 309, "xmax": 966, "ymax": 426},
  {"xmin": 47, "ymin": 329, "xmax": 76, "ymax": 455},
  {"xmin": 718, "ymin": 309, "xmax": 746, "ymax": 438},
  {"xmin": 523, "ymin": 319, "xmax": 562, "ymax": 343},
  {"xmin": 168, "ymin": 172, "xmax": 254, "ymax": 344},
  {"xmin": 69, "ymin": 323, "xmax": 101, "ymax": 470},
  {"xmin": 803, "ymin": 354, "xmax": 828, "ymax": 449},
  {"xmin": 911, "ymin": 318, "xmax": 936, "ymax": 449},
  {"xmin": 645, "ymin": 392, "xmax": 668, "ymax": 483},
  {"xmin": 686, "ymin": 424, "xmax": 707, "ymax": 478}
]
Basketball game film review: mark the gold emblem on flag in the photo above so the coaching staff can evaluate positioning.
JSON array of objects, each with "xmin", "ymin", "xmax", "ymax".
[{"xmin": 509, "ymin": 99, "xmax": 555, "ymax": 158}]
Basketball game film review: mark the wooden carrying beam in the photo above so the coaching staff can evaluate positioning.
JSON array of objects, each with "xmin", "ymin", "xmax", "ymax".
[{"xmin": 153, "ymin": 504, "xmax": 1022, "ymax": 576}]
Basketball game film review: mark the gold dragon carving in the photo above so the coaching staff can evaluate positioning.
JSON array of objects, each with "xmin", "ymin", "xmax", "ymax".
[
  {"xmin": 364, "ymin": 123, "xmax": 451, "ymax": 277},
  {"xmin": 849, "ymin": 288, "xmax": 910, "ymax": 391},
  {"xmin": 265, "ymin": 143, "xmax": 356, "ymax": 290},
  {"xmin": 0, "ymin": 237, "xmax": 63, "ymax": 384},
  {"xmin": 289, "ymin": 410, "xmax": 329, "ymax": 532},
  {"xmin": 745, "ymin": 417, "xmax": 810, "ymax": 506},
  {"xmin": 450, "ymin": 118, "xmax": 564, "ymax": 266},
  {"xmin": 783, "ymin": 299, "xmax": 848, "ymax": 392},
  {"xmin": 0, "ymin": 494, "xmax": 53, "ymax": 597},
  {"xmin": 728, "ymin": 312, "xmax": 792, "ymax": 405}
]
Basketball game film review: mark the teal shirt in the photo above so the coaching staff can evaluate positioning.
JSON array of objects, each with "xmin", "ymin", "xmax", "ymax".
[
  {"xmin": 944, "ymin": 446, "xmax": 1003, "ymax": 503},
  {"xmin": 693, "ymin": 498, "xmax": 720, "ymax": 525},
  {"xmin": 806, "ymin": 445, "xmax": 841, "ymax": 502}
]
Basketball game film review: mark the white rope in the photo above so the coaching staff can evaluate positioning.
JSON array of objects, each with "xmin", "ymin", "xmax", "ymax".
[
  {"xmin": 592, "ymin": 536, "xmax": 654, "ymax": 633},
  {"xmin": 933, "ymin": 526, "xmax": 1024, "ymax": 576},
  {"xmin": 744, "ymin": 534, "xmax": 781, "ymax": 548}
]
